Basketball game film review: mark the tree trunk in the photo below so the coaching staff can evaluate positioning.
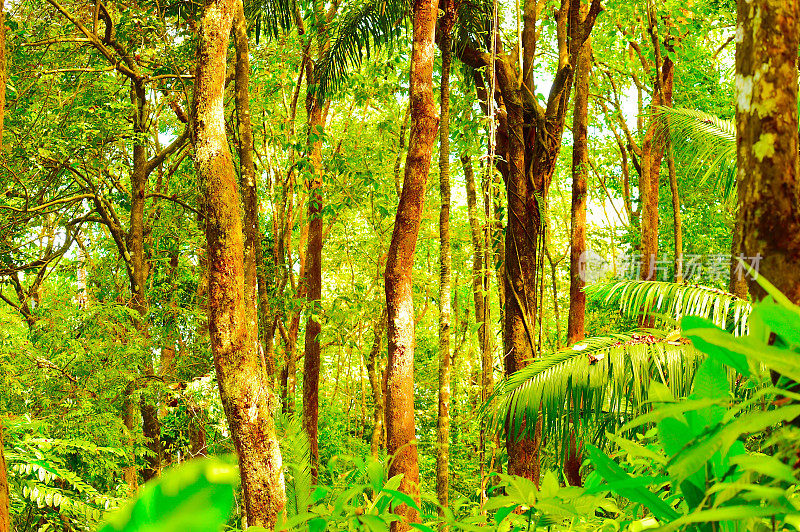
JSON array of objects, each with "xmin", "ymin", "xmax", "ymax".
[
  {"xmin": 302, "ymin": 98, "xmax": 327, "ymax": 484},
  {"xmin": 301, "ymin": 32, "xmax": 332, "ymax": 479},
  {"xmin": 0, "ymin": 2, "xmax": 10, "ymax": 526},
  {"xmin": 666, "ymin": 135, "xmax": 682, "ymax": 283},
  {"xmin": 567, "ymin": 33, "xmax": 591, "ymax": 345},
  {"xmin": 736, "ymin": 0, "xmax": 799, "ymax": 301},
  {"xmin": 191, "ymin": 0, "xmax": 286, "ymax": 525},
  {"xmin": 384, "ymin": 0, "xmax": 439, "ymax": 525},
  {"xmin": 0, "ymin": 423, "xmax": 8, "ymax": 532},
  {"xmin": 729, "ymin": 216, "xmax": 749, "ymax": 298},
  {"xmin": 436, "ymin": 0, "xmax": 455, "ymax": 512},
  {"xmin": 233, "ymin": 1, "xmax": 260, "ymax": 361},
  {"xmin": 462, "ymin": 154, "xmax": 494, "ymax": 496},
  {"xmin": 367, "ymin": 307, "xmax": 387, "ymax": 457}
]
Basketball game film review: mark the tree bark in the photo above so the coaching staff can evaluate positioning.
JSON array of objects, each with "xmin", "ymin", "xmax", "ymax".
[
  {"xmin": 463, "ymin": 154, "xmax": 494, "ymax": 496},
  {"xmin": 384, "ymin": 0, "xmax": 439, "ymax": 525},
  {"xmin": 191, "ymin": 0, "xmax": 286, "ymax": 525},
  {"xmin": 736, "ymin": 0, "xmax": 799, "ymax": 302},
  {"xmin": 436, "ymin": 0, "xmax": 455, "ymax": 512},
  {"xmin": 0, "ymin": 1, "xmax": 10, "ymax": 526},
  {"xmin": 729, "ymin": 216, "xmax": 749, "ymax": 298},
  {"xmin": 0, "ymin": 421, "xmax": 8, "ymax": 532},
  {"xmin": 302, "ymin": 42, "xmax": 331, "ymax": 486},
  {"xmin": 367, "ymin": 307, "xmax": 387, "ymax": 457},
  {"xmin": 233, "ymin": 1, "xmax": 259, "ymax": 359},
  {"xmin": 666, "ymin": 135, "xmax": 682, "ymax": 283},
  {"xmin": 639, "ymin": 12, "xmax": 674, "ymax": 281},
  {"xmin": 302, "ymin": 101, "xmax": 327, "ymax": 484},
  {"xmin": 567, "ymin": 32, "xmax": 591, "ymax": 345}
]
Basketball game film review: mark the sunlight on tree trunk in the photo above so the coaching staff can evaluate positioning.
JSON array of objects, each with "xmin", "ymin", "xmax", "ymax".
[
  {"xmin": 736, "ymin": 0, "xmax": 799, "ymax": 302},
  {"xmin": 436, "ymin": 0, "xmax": 455, "ymax": 512},
  {"xmin": 0, "ymin": 0, "xmax": 12, "ymax": 525},
  {"xmin": 192, "ymin": 0, "xmax": 286, "ymax": 525},
  {"xmin": 567, "ymin": 32, "xmax": 591, "ymax": 346},
  {"xmin": 384, "ymin": 0, "xmax": 439, "ymax": 525}
]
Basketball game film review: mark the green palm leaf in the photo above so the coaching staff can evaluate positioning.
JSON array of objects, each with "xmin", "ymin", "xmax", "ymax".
[
  {"xmin": 585, "ymin": 279, "xmax": 751, "ymax": 335},
  {"xmin": 246, "ymin": 0, "xmax": 296, "ymax": 41},
  {"xmin": 314, "ymin": 0, "xmax": 410, "ymax": 99},
  {"xmin": 653, "ymin": 106, "xmax": 737, "ymax": 200},
  {"xmin": 487, "ymin": 329, "xmax": 704, "ymax": 452}
]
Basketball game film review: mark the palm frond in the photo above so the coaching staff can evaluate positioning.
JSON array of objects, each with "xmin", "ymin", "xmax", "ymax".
[
  {"xmin": 487, "ymin": 329, "xmax": 704, "ymax": 454},
  {"xmin": 453, "ymin": 0, "xmax": 491, "ymax": 56},
  {"xmin": 653, "ymin": 107, "xmax": 737, "ymax": 200},
  {"xmin": 245, "ymin": 0, "xmax": 296, "ymax": 42},
  {"xmin": 314, "ymin": 0, "xmax": 410, "ymax": 100},
  {"xmin": 586, "ymin": 279, "xmax": 751, "ymax": 336}
]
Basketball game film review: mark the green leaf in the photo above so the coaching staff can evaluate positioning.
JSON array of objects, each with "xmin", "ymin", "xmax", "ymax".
[
  {"xmin": 381, "ymin": 488, "xmax": 421, "ymax": 513},
  {"xmin": 98, "ymin": 458, "xmax": 238, "ymax": 532},
  {"xmin": 729, "ymin": 453, "xmax": 798, "ymax": 484},
  {"xmin": 493, "ymin": 505, "xmax": 518, "ymax": 525},
  {"xmin": 584, "ymin": 445, "xmax": 680, "ymax": 522}
]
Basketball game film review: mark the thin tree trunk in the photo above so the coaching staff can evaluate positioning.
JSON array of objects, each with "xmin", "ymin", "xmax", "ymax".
[
  {"xmin": 302, "ymin": 76, "xmax": 330, "ymax": 489},
  {"xmin": 0, "ymin": 421, "xmax": 8, "ymax": 532},
  {"xmin": 192, "ymin": 0, "xmax": 286, "ymax": 524},
  {"xmin": 123, "ymin": 381, "xmax": 138, "ymax": 490},
  {"xmin": 0, "ymin": 1, "xmax": 11, "ymax": 525},
  {"xmin": 367, "ymin": 307, "xmax": 387, "ymax": 457},
  {"xmin": 462, "ymin": 154, "xmax": 493, "ymax": 499},
  {"xmin": 384, "ymin": 0, "xmax": 439, "ymax": 525},
  {"xmin": 436, "ymin": 0, "xmax": 455, "ymax": 512},
  {"xmin": 666, "ymin": 136, "xmax": 682, "ymax": 283},
  {"xmin": 567, "ymin": 32, "xmax": 591, "ymax": 345}
]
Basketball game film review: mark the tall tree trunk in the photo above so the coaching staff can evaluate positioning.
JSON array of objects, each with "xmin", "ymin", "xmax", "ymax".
[
  {"xmin": 302, "ymin": 73, "xmax": 330, "ymax": 488},
  {"xmin": 233, "ymin": 2, "xmax": 259, "ymax": 360},
  {"xmin": 736, "ymin": 0, "xmax": 799, "ymax": 299},
  {"xmin": 384, "ymin": 0, "xmax": 439, "ymax": 525},
  {"xmin": 302, "ymin": 106, "xmax": 325, "ymax": 484},
  {"xmin": 130, "ymin": 78, "xmax": 163, "ymax": 485},
  {"xmin": 462, "ymin": 154, "xmax": 493, "ymax": 497},
  {"xmin": 367, "ymin": 307, "xmax": 387, "ymax": 457},
  {"xmin": 639, "ymin": 11, "xmax": 674, "ymax": 281},
  {"xmin": 0, "ymin": 1, "xmax": 10, "ymax": 526},
  {"xmin": 123, "ymin": 381, "xmax": 138, "ymax": 490},
  {"xmin": 567, "ymin": 32, "xmax": 591, "ymax": 346},
  {"xmin": 0, "ymin": 422, "xmax": 8, "ymax": 532},
  {"xmin": 436, "ymin": 0, "xmax": 455, "ymax": 512},
  {"xmin": 191, "ymin": 0, "xmax": 286, "ymax": 525},
  {"xmin": 666, "ymin": 135, "xmax": 682, "ymax": 283}
]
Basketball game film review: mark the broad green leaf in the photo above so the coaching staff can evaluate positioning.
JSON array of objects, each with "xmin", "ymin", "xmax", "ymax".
[
  {"xmin": 585, "ymin": 445, "xmax": 679, "ymax": 522},
  {"xmin": 99, "ymin": 458, "xmax": 238, "ymax": 532}
]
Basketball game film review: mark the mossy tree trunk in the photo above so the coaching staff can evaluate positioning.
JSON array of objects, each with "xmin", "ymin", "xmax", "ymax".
[
  {"xmin": 384, "ymin": 0, "xmax": 439, "ymax": 526},
  {"xmin": 1, "ymin": 2, "xmax": 12, "ymax": 526},
  {"xmin": 191, "ymin": 0, "xmax": 286, "ymax": 525},
  {"xmin": 567, "ymin": 31, "xmax": 591, "ymax": 346},
  {"xmin": 436, "ymin": 0, "xmax": 455, "ymax": 512},
  {"xmin": 736, "ymin": 0, "xmax": 800, "ymax": 302}
]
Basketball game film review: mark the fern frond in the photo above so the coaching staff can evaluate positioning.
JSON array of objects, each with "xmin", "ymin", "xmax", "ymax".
[
  {"xmin": 276, "ymin": 412, "xmax": 313, "ymax": 517},
  {"xmin": 314, "ymin": 0, "xmax": 410, "ymax": 99},
  {"xmin": 488, "ymin": 329, "xmax": 704, "ymax": 454},
  {"xmin": 585, "ymin": 279, "xmax": 751, "ymax": 335},
  {"xmin": 653, "ymin": 106, "xmax": 737, "ymax": 199}
]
